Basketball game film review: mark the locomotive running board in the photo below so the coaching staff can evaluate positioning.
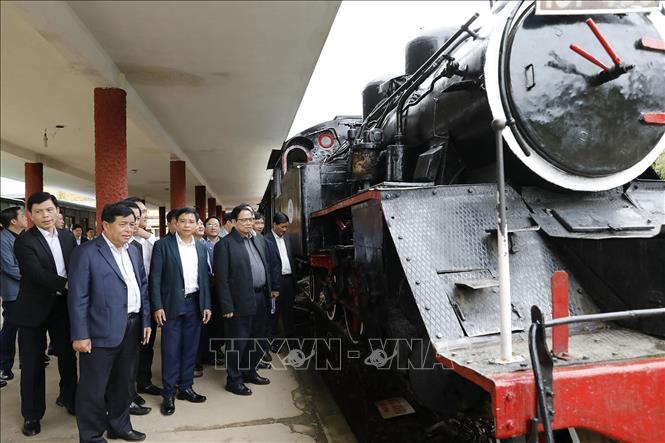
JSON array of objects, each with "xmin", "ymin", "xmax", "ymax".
[{"xmin": 433, "ymin": 329, "xmax": 665, "ymax": 442}]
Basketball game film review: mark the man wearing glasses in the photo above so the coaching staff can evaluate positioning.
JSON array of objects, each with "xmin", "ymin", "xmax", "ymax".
[{"xmin": 213, "ymin": 204, "xmax": 274, "ymax": 396}]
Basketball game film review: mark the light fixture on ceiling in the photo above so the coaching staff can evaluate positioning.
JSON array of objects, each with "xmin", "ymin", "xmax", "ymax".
[{"xmin": 43, "ymin": 124, "xmax": 66, "ymax": 148}]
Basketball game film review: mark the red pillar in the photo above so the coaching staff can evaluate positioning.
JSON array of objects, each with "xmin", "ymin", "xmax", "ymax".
[
  {"xmin": 25, "ymin": 162, "xmax": 44, "ymax": 228},
  {"xmin": 159, "ymin": 206, "xmax": 166, "ymax": 238},
  {"xmin": 94, "ymin": 88, "xmax": 127, "ymax": 233},
  {"xmin": 207, "ymin": 197, "xmax": 216, "ymax": 218},
  {"xmin": 216, "ymin": 205, "xmax": 222, "ymax": 219},
  {"xmin": 170, "ymin": 160, "xmax": 186, "ymax": 209},
  {"xmin": 195, "ymin": 185, "xmax": 206, "ymax": 220}
]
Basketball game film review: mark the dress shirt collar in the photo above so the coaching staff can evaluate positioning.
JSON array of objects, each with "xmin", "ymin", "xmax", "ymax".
[
  {"xmin": 101, "ymin": 233, "xmax": 129, "ymax": 252},
  {"xmin": 37, "ymin": 225, "xmax": 58, "ymax": 238},
  {"xmin": 272, "ymin": 229, "xmax": 283, "ymax": 239},
  {"xmin": 175, "ymin": 232, "xmax": 195, "ymax": 247}
]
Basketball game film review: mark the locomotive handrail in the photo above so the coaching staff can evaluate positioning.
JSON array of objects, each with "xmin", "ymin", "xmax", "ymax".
[
  {"xmin": 544, "ymin": 307, "xmax": 665, "ymax": 327},
  {"xmin": 528, "ymin": 305, "xmax": 665, "ymax": 443}
]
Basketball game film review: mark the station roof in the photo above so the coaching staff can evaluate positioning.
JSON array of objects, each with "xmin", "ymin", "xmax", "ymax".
[{"xmin": 0, "ymin": 1, "xmax": 340, "ymax": 207}]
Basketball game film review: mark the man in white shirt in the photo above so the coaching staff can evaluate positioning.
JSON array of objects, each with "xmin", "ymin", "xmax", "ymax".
[
  {"xmin": 264, "ymin": 212, "xmax": 296, "ymax": 349},
  {"xmin": 12, "ymin": 192, "xmax": 78, "ymax": 437},
  {"xmin": 72, "ymin": 224, "xmax": 87, "ymax": 246},
  {"xmin": 68, "ymin": 202, "xmax": 151, "ymax": 442},
  {"xmin": 123, "ymin": 198, "xmax": 162, "ymax": 398},
  {"xmin": 150, "ymin": 207, "xmax": 212, "ymax": 416}
]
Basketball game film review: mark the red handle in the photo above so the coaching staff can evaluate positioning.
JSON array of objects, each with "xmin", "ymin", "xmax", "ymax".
[
  {"xmin": 569, "ymin": 44, "xmax": 610, "ymax": 72},
  {"xmin": 585, "ymin": 18, "xmax": 622, "ymax": 65}
]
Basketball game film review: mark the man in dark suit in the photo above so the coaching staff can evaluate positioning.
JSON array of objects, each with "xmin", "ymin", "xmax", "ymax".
[
  {"xmin": 12, "ymin": 192, "xmax": 78, "ymax": 436},
  {"xmin": 68, "ymin": 203, "xmax": 152, "ymax": 442},
  {"xmin": 214, "ymin": 204, "xmax": 274, "ymax": 396},
  {"xmin": 264, "ymin": 212, "xmax": 296, "ymax": 348},
  {"xmin": 151, "ymin": 207, "xmax": 211, "ymax": 416},
  {"xmin": 72, "ymin": 224, "xmax": 88, "ymax": 246},
  {"xmin": 0, "ymin": 206, "xmax": 28, "ymax": 382}
]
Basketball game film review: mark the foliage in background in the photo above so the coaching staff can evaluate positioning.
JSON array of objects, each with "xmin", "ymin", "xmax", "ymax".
[{"xmin": 656, "ymin": 151, "xmax": 665, "ymax": 180}]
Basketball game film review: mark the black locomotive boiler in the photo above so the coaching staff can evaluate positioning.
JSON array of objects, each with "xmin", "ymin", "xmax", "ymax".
[{"xmin": 260, "ymin": 2, "xmax": 665, "ymax": 441}]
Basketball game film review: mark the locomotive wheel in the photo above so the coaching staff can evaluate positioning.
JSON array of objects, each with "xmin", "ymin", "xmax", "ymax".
[{"xmin": 342, "ymin": 305, "xmax": 363, "ymax": 344}]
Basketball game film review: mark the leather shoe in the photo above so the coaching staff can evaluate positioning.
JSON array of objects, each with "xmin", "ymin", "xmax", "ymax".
[
  {"xmin": 257, "ymin": 360, "xmax": 271, "ymax": 370},
  {"xmin": 107, "ymin": 429, "xmax": 146, "ymax": 441},
  {"xmin": 137, "ymin": 384, "xmax": 162, "ymax": 396},
  {"xmin": 0, "ymin": 379, "xmax": 6, "ymax": 388},
  {"xmin": 134, "ymin": 394, "xmax": 145, "ymax": 405},
  {"xmin": 245, "ymin": 373, "xmax": 270, "ymax": 385},
  {"xmin": 225, "ymin": 383, "xmax": 252, "ymax": 396},
  {"xmin": 56, "ymin": 396, "xmax": 76, "ymax": 416},
  {"xmin": 22, "ymin": 419, "xmax": 41, "ymax": 437},
  {"xmin": 129, "ymin": 402, "xmax": 151, "ymax": 415},
  {"xmin": 160, "ymin": 396, "xmax": 175, "ymax": 415},
  {"xmin": 0, "ymin": 369, "xmax": 14, "ymax": 381},
  {"xmin": 176, "ymin": 387, "xmax": 206, "ymax": 403}
]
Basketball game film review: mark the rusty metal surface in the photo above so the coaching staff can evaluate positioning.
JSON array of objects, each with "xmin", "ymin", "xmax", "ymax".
[{"xmin": 379, "ymin": 184, "xmax": 598, "ymax": 340}]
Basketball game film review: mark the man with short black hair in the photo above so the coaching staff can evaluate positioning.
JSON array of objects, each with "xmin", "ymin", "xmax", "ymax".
[
  {"xmin": 165, "ymin": 209, "xmax": 178, "ymax": 236},
  {"xmin": 72, "ymin": 224, "xmax": 87, "ymax": 246},
  {"xmin": 69, "ymin": 202, "xmax": 152, "ymax": 442},
  {"xmin": 265, "ymin": 212, "xmax": 296, "ymax": 346},
  {"xmin": 124, "ymin": 198, "xmax": 162, "ymax": 398},
  {"xmin": 253, "ymin": 212, "xmax": 265, "ymax": 236},
  {"xmin": 220, "ymin": 212, "xmax": 233, "ymax": 238},
  {"xmin": 13, "ymin": 192, "xmax": 78, "ymax": 436},
  {"xmin": 151, "ymin": 207, "xmax": 212, "ymax": 415},
  {"xmin": 214, "ymin": 204, "xmax": 274, "ymax": 396},
  {"xmin": 85, "ymin": 228, "xmax": 95, "ymax": 241},
  {"xmin": 0, "ymin": 206, "xmax": 28, "ymax": 382}
]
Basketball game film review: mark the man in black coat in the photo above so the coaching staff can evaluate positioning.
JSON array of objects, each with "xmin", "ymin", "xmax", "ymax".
[
  {"xmin": 264, "ymin": 212, "xmax": 297, "ymax": 347},
  {"xmin": 12, "ymin": 192, "xmax": 78, "ymax": 437},
  {"xmin": 214, "ymin": 205, "xmax": 274, "ymax": 396}
]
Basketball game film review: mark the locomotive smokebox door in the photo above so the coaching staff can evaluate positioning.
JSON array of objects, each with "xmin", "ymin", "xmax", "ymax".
[{"xmin": 505, "ymin": 10, "xmax": 665, "ymax": 176}]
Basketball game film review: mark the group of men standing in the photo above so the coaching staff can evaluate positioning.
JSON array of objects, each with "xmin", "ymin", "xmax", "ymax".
[{"xmin": 0, "ymin": 192, "xmax": 296, "ymax": 443}]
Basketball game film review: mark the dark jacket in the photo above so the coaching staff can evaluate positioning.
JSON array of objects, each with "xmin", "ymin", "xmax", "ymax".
[
  {"xmin": 149, "ymin": 234, "xmax": 211, "ymax": 318},
  {"xmin": 67, "ymin": 236, "xmax": 150, "ymax": 347},
  {"xmin": 264, "ymin": 231, "xmax": 296, "ymax": 291},
  {"xmin": 213, "ymin": 229, "xmax": 271, "ymax": 316},
  {"xmin": 12, "ymin": 226, "xmax": 76, "ymax": 327},
  {"xmin": 0, "ymin": 229, "xmax": 21, "ymax": 302}
]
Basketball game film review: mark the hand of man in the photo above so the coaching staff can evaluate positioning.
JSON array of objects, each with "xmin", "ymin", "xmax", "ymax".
[
  {"xmin": 222, "ymin": 312, "xmax": 234, "ymax": 318},
  {"xmin": 154, "ymin": 309, "xmax": 166, "ymax": 326},
  {"xmin": 136, "ymin": 227, "xmax": 152, "ymax": 240},
  {"xmin": 142, "ymin": 327, "xmax": 152, "ymax": 345},
  {"xmin": 271, "ymin": 291, "xmax": 279, "ymax": 299},
  {"xmin": 202, "ymin": 309, "xmax": 212, "ymax": 324},
  {"xmin": 73, "ymin": 339, "xmax": 92, "ymax": 353}
]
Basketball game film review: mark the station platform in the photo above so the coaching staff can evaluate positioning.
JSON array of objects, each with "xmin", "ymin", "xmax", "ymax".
[{"xmin": 0, "ymin": 335, "xmax": 356, "ymax": 443}]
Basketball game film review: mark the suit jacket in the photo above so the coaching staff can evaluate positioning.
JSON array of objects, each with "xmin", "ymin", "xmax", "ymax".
[
  {"xmin": 68, "ymin": 236, "xmax": 150, "ymax": 348},
  {"xmin": 0, "ymin": 229, "xmax": 21, "ymax": 301},
  {"xmin": 149, "ymin": 234, "xmax": 211, "ymax": 318},
  {"xmin": 264, "ymin": 231, "xmax": 296, "ymax": 291},
  {"xmin": 214, "ymin": 229, "xmax": 271, "ymax": 316},
  {"xmin": 12, "ymin": 226, "xmax": 76, "ymax": 327}
]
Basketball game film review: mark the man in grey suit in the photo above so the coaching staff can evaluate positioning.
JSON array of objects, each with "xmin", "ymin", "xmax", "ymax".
[
  {"xmin": 68, "ymin": 203, "xmax": 152, "ymax": 442},
  {"xmin": 0, "ymin": 206, "xmax": 27, "ymax": 382}
]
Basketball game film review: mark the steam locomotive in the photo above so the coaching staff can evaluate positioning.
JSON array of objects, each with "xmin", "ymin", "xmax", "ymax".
[{"xmin": 260, "ymin": 2, "xmax": 665, "ymax": 441}]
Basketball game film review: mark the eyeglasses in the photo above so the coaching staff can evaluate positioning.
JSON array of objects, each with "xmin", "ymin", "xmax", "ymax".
[{"xmin": 237, "ymin": 217, "xmax": 254, "ymax": 224}]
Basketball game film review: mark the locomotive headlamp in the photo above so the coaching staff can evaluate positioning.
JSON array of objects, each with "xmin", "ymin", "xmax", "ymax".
[{"xmin": 318, "ymin": 132, "xmax": 335, "ymax": 150}]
